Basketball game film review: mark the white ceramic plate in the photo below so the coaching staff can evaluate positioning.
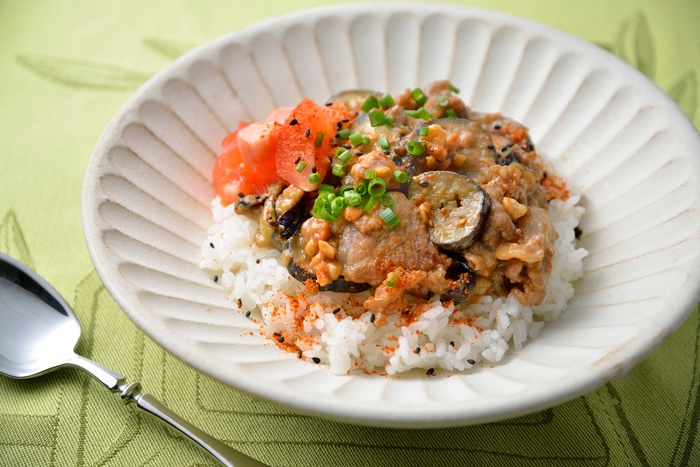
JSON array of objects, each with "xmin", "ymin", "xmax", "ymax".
[{"xmin": 83, "ymin": 3, "xmax": 700, "ymax": 427}]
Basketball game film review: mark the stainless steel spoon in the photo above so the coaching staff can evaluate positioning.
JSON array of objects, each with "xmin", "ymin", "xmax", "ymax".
[{"xmin": 0, "ymin": 252, "xmax": 267, "ymax": 467}]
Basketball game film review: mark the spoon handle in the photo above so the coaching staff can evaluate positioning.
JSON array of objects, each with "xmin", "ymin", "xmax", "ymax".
[{"xmin": 66, "ymin": 355, "xmax": 267, "ymax": 467}]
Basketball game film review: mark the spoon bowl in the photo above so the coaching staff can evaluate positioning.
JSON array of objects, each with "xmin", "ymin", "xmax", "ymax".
[{"xmin": 0, "ymin": 252, "xmax": 266, "ymax": 467}]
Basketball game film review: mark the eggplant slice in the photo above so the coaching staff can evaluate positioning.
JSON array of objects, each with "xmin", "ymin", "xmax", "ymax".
[
  {"xmin": 408, "ymin": 171, "xmax": 491, "ymax": 251},
  {"xmin": 258, "ymin": 184, "xmax": 308, "ymax": 251},
  {"xmin": 440, "ymin": 249, "xmax": 477, "ymax": 304},
  {"xmin": 286, "ymin": 244, "xmax": 372, "ymax": 293}
]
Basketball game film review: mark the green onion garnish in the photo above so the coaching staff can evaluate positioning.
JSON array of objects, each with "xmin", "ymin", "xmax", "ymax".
[
  {"xmin": 364, "ymin": 169, "xmax": 376, "ymax": 180},
  {"xmin": 337, "ymin": 149, "xmax": 352, "ymax": 163},
  {"xmin": 363, "ymin": 195, "xmax": 378, "ymax": 212},
  {"xmin": 335, "ymin": 147, "xmax": 346, "ymax": 157},
  {"xmin": 317, "ymin": 191, "xmax": 334, "ymax": 202},
  {"xmin": 349, "ymin": 132, "xmax": 365, "ymax": 147},
  {"xmin": 355, "ymin": 182, "xmax": 368, "ymax": 196},
  {"xmin": 308, "ymin": 172, "xmax": 322, "ymax": 184},
  {"xmin": 378, "ymin": 92, "xmax": 395, "ymax": 108},
  {"xmin": 337, "ymin": 184, "xmax": 354, "ymax": 196},
  {"xmin": 330, "ymin": 197, "xmax": 346, "ymax": 216},
  {"xmin": 408, "ymin": 140, "xmax": 427, "ymax": 156},
  {"xmin": 448, "ymin": 83, "xmax": 460, "ymax": 94},
  {"xmin": 393, "ymin": 170, "xmax": 408, "ymax": 184},
  {"xmin": 368, "ymin": 178, "xmax": 386, "ymax": 197},
  {"xmin": 437, "ymin": 95, "xmax": 450, "ymax": 107},
  {"xmin": 380, "ymin": 193, "xmax": 394, "ymax": 208},
  {"xmin": 411, "ymin": 88, "xmax": 427, "ymax": 106},
  {"xmin": 314, "ymin": 132, "xmax": 325, "ymax": 147},
  {"xmin": 318, "ymin": 183, "xmax": 334, "ymax": 194},
  {"xmin": 344, "ymin": 190, "xmax": 362, "ymax": 206},
  {"xmin": 360, "ymin": 95, "xmax": 379, "ymax": 112},
  {"xmin": 295, "ymin": 161, "xmax": 307, "ymax": 172},
  {"xmin": 363, "ymin": 135, "xmax": 371, "ymax": 145},
  {"xmin": 312, "ymin": 198, "xmax": 338, "ymax": 222},
  {"xmin": 369, "ymin": 110, "xmax": 392, "ymax": 127},
  {"xmin": 380, "ymin": 207, "xmax": 400, "ymax": 228},
  {"xmin": 336, "ymin": 129, "xmax": 351, "ymax": 140},
  {"xmin": 378, "ymin": 135, "xmax": 390, "ymax": 152},
  {"xmin": 404, "ymin": 107, "xmax": 433, "ymax": 120},
  {"xmin": 332, "ymin": 163, "xmax": 347, "ymax": 177},
  {"xmin": 446, "ymin": 108, "xmax": 458, "ymax": 118},
  {"xmin": 419, "ymin": 126, "xmax": 430, "ymax": 137},
  {"xmin": 386, "ymin": 272, "xmax": 398, "ymax": 287}
]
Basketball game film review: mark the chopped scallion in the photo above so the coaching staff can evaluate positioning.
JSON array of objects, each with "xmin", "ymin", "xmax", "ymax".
[
  {"xmin": 332, "ymin": 163, "xmax": 347, "ymax": 177},
  {"xmin": 349, "ymin": 132, "xmax": 365, "ymax": 147},
  {"xmin": 380, "ymin": 207, "xmax": 400, "ymax": 228},
  {"xmin": 448, "ymin": 83, "xmax": 461, "ymax": 94},
  {"xmin": 337, "ymin": 149, "xmax": 352, "ymax": 163},
  {"xmin": 378, "ymin": 135, "xmax": 390, "ymax": 151},
  {"xmin": 411, "ymin": 88, "xmax": 427, "ymax": 106},
  {"xmin": 335, "ymin": 147, "xmax": 346, "ymax": 157},
  {"xmin": 344, "ymin": 190, "xmax": 362, "ymax": 206},
  {"xmin": 378, "ymin": 92, "xmax": 395, "ymax": 108},
  {"xmin": 308, "ymin": 172, "xmax": 322, "ymax": 184},
  {"xmin": 314, "ymin": 132, "xmax": 325, "ymax": 147},
  {"xmin": 437, "ymin": 95, "xmax": 450, "ymax": 107},
  {"xmin": 360, "ymin": 95, "xmax": 379, "ymax": 112},
  {"xmin": 337, "ymin": 184, "xmax": 354, "ymax": 196},
  {"xmin": 380, "ymin": 193, "xmax": 394, "ymax": 208},
  {"xmin": 355, "ymin": 182, "xmax": 368, "ymax": 196},
  {"xmin": 368, "ymin": 110, "xmax": 391, "ymax": 127},
  {"xmin": 362, "ymin": 135, "xmax": 371, "ymax": 145},
  {"xmin": 295, "ymin": 161, "xmax": 307, "ymax": 172},
  {"xmin": 445, "ymin": 108, "xmax": 458, "ymax": 118},
  {"xmin": 408, "ymin": 140, "xmax": 427, "ymax": 156},
  {"xmin": 364, "ymin": 169, "xmax": 376, "ymax": 180},
  {"xmin": 330, "ymin": 197, "xmax": 346, "ymax": 216},
  {"xmin": 336, "ymin": 129, "xmax": 351, "ymax": 140},
  {"xmin": 386, "ymin": 272, "xmax": 398, "ymax": 287},
  {"xmin": 318, "ymin": 184, "xmax": 334, "ymax": 194},
  {"xmin": 393, "ymin": 170, "xmax": 408, "ymax": 184},
  {"xmin": 404, "ymin": 107, "xmax": 433, "ymax": 120},
  {"xmin": 368, "ymin": 178, "xmax": 386, "ymax": 197},
  {"xmin": 363, "ymin": 195, "xmax": 378, "ymax": 212},
  {"xmin": 419, "ymin": 126, "xmax": 430, "ymax": 137}
]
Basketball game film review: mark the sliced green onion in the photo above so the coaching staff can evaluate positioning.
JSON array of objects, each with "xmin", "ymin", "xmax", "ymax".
[
  {"xmin": 317, "ymin": 191, "xmax": 334, "ymax": 202},
  {"xmin": 318, "ymin": 183, "xmax": 334, "ymax": 194},
  {"xmin": 419, "ymin": 126, "xmax": 430, "ymax": 137},
  {"xmin": 378, "ymin": 135, "xmax": 390, "ymax": 151},
  {"xmin": 393, "ymin": 170, "xmax": 408, "ymax": 184},
  {"xmin": 314, "ymin": 132, "xmax": 325, "ymax": 147},
  {"xmin": 295, "ymin": 161, "xmax": 307, "ymax": 172},
  {"xmin": 355, "ymin": 182, "xmax": 368, "ymax": 196},
  {"xmin": 337, "ymin": 149, "xmax": 352, "ymax": 163},
  {"xmin": 411, "ymin": 88, "xmax": 427, "ymax": 106},
  {"xmin": 448, "ymin": 83, "xmax": 461, "ymax": 94},
  {"xmin": 360, "ymin": 95, "xmax": 379, "ymax": 112},
  {"xmin": 437, "ymin": 95, "xmax": 450, "ymax": 107},
  {"xmin": 364, "ymin": 169, "xmax": 376, "ymax": 180},
  {"xmin": 363, "ymin": 195, "xmax": 378, "ymax": 212},
  {"xmin": 362, "ymin": 135, "xmax": 371, "ymax": 145},
  {"xmin": 312, "ymin": 198, "xmax": 338, "ymax": 222},
  {"xmin": 330, "ymin": 197, "xmax": 346, "ymax": 216},
  {"xmin": 369, "ymin": 110, "xmax": 391, "ymax": 127},
  {"xmin": 378, "ymin": 92, "xmax": 395, "ymax": 108},
  {"xmin": 446, "ymin": 108, "xmax": 458, "ymax": 118},
  {"xmin": 380, "ymin": 207, "xmax": 400, "ymax": 228},
  {"xmin": 404, "ymin": 107, "xmax": 433, "ymax": 120},
  {"xmin": 368, "ymin": 178, "xmax": 386, "ymax": 197},
  {"xmin": 344, "ymin": 190, "xmax": 362, "ymax": 206},
  {"xmin": 308, "ymin": 172, "xmax": 322, "ymax": 184},
  {"xmin": 380, "ymin": 193, "xmax": 394, "ymax": 208},
  {"xmin": 408, "ymin": 140, "xmax": 427, "ymax": 156},
  {"xmin": 386, "ymin": 272, "xmax": 398, "ymax": 287},
  {"xmin": 337, "ymin": 184, "xmax": 354, "ymax": 196},
  {"xmin": 336, "ymin": 128, "xmax": 351, "ymax": 140},
  {"xmin": 335, "ymin": 147, "xmax": 346, "ymax": 157},
  {"xmin": 332, "ymin": 163, "xmax": 347, "ymax": 177},
  {"xmin": 349, "ymin": 132, "xmax": 365, "ymax": 147}
]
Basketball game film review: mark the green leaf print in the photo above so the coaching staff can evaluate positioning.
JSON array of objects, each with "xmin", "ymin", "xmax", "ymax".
[
  {"xmin": 615, "ymin": 11, "xmax": 656, "ymax": 79},
  {"xmin": 142, "ymin": 37, "xmax": 197, "ymax": 60},
  {"xmin": 669, "ymin": 71, "xmax": 698, "ymax": 120},
  {"xmin": 0, "ymin": 210, "xmax": 34, "ymax": 269}
]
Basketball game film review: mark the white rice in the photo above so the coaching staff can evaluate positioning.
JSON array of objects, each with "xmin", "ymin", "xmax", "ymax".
[{"xmin": 200, "ymin": 195, "xmax": 588, "ymax": 375}]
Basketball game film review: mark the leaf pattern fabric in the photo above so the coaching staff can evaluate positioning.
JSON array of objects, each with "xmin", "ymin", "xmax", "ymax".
[{"xmin": 0, "ymin": 0, "xmax": 699, "ymax": 466}]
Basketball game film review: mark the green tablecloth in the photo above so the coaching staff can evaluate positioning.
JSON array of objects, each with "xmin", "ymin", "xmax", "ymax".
[{"xmin": 1, "ymin": 0, "xmax": 699, "ymax": 465}]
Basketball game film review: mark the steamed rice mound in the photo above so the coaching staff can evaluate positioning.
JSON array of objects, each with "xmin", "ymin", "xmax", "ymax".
[{"xmin": 200, "ymin": 194, "xmax": 587, "ymax": 375}]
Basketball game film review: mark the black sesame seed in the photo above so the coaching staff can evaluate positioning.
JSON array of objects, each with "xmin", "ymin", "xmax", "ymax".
[
  {"xmin": 311, "ymin": 166, "xmax": 317, "ymax": 173},
  {"xmin": 312, "ymin": 357, "xmax": 321, "ymax": 364},
  {"xmin": 487, "ymin": 144, "xmax": 495, "ymax": 150},
  {"xmin": 209, "ymin": 242, "xmax": 214, "ymax": 249},
  {"xmin": 467, "ymin": 359, "xmax": 476, "ymax": 365},
  {"xmin": 450, "ymin": 341, "xmax": 455, "ymax": 347},
  {"xmin": 273, "ymin": 331, "xmax": 281, "ymax": 336},
  {"xmin": 238, "ymin": 192, "xmax": 245, "ymax": 198},
  {"xmin": 294, "ymin": 156, "xmax": 301, "ymax": 164},
  {"xmin": 574, "ymin": 227, "xmax": 583, "ymax": 239},
  {"xmin": 256, "ymin": 258, "xmax": 261, "ymax": 264},
  {"xmin": 332, "ymin": 308, "xmax": 341, "ymax": 314},
  {"xmin": 427, "ymin": 368, "xmax": 434, "ymax": 376},
  {"xmin": 415, "ymin": 347, "xmax": 421, "ymax": 354},
  {"xmin": 355, "ymin": 152, "xmax": 363, "ymax": 157},
  {"xmin": 494, "ymin": 124, "xmax": 502, "ymax": 130},
  {"xmin": 213, "ymin": 275, "xmax": 218, "ymax": 282},
  {"xmin": 277, "ymin": 336, "xmax": 285, "ymax": 343},
  {"xmin": 237, "ymin": 298, "xmax": 243, "ymax": 308},
  {"xmin": 336, "ymin": 121, "xmax": 343, "ymax": 130},
  {"xmin": 325, "ymin": 102, "xmax": 332, "ymax": 106},
  {"xmin": 254, "ymin": 194, "xmax": 260, "ymax": 199},
  {"xmin": 341, "ymin": 118, "xmax": 349, "ymax": 123},
  {"xmin": 305, "ymin": 128, "xmax": 311, "ymax": 137},
  {"xmin": 507, "ymin": 143, "xmax": 515, "ymax": 148},
  {"xmin": 370, "ymin": 313, "xmax": 375, "ymax": 323},
  {"xmin": 342, "ymin": 144, "xmax": 352, "ymax": 149},
  {"xmin": 289, "ymin": 118, "xmax": 298, "ymax": 126},
  {"xmin": 245, "ymin": 310, "xmax": 251, "ymax": 317},
  {"xmin": 384, "ymin": 150, "xmax": 390, "ymax": 156},
  {"xmin": 419, "ymin": 181, "xmax": 429, "ymax": 188},
  {"xmin": 297, "ymin": 349, "xmax": 303, "ymax": 358}
]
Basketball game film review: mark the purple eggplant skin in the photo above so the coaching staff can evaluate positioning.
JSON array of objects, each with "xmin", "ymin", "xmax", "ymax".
[
  {"xmin": 326, "ymin": 89, "xmax": 381, "ymax": 112},
  {"xmin": 439, "ymin": 249, "xmax": 477, "ymax": 304},
  {"xmin": 277, "ymin": 197, "xmax": 308, "ymax": 240},
  {"xmin": 286, "ymin": 251, "xmax": 372, "ymax": 293}
]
